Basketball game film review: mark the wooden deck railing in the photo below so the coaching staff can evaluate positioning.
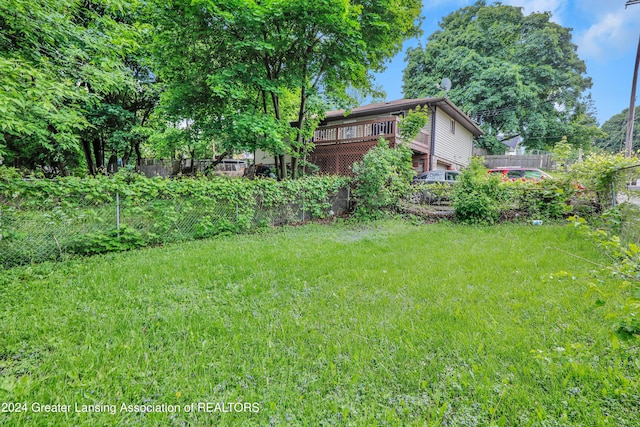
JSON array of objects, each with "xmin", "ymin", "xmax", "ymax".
[{"xmin": 313, "ymin": 117, "xmax": 400, "ymax": 145}]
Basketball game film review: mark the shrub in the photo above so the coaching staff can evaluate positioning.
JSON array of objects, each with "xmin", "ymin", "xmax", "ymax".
[
  {"xmin": 571, "ymin": 152, "xmax": 638, "ymax": 211},
  {"xmin": 65, "ymin": 226, "xmax": 147, "ymax": 256},
  {"xmin": 499, "ymin": 177, "xmax": 574, "ymax": 220},
  {"xmin": 451, "ymin": 158, "xmax": 504, "ymax": 224},
  {"xmin": 352, "ymin": 139, "xmax": 414, "ymax": 218}
]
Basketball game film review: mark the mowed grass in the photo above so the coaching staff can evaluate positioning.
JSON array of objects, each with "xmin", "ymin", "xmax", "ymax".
[{"xmin": 0, "ymin": 221, "xmax": 638, "ymax": 426}]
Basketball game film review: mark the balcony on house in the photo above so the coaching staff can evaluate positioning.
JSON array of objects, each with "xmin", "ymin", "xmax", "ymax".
[
  {"xmin": 313, "ymin": 117, "xmax": 401, "ymax": 146},
  {"xmin": 312, "ymin": 116, "xmax": 431, "ymax": 154}
]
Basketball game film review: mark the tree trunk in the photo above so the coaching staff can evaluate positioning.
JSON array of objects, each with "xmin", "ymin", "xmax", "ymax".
[
  {"xmin": 122, "ymin": 144, "xmax": 131, "ymax": 166},
  {"xmin": 82, "ymin": 139, "xmax": 97, "ymax": 175},
  {"xmin": 278, "ymin": 154, "xmax": 286, "ymax": 180},
  {"xmin": 274, "ymin": 154, "xmax": 280, "ymax": 180},
  {"xmin": 57, "ymin": 160, "xmax": 69, "ymax": 177},
  {"xmin": 92, "ymin": 137, "xmax": 104, "ymax": 172},
  {"xmin": 292, "ymin": 86, "xmax": 308, "ymax": 180},
  {"xmin": 291, "ymin": 156, "xmax": 298, "ymax": 179},
  {"xmin": 134, "ymin": 142, "xmax": 142, "ymax": 167}
]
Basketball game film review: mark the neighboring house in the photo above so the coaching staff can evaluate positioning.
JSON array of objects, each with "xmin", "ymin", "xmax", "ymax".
[
  {"xmin": 500, "ymin": 135, "xmax": 523, "ymax": 155},
  {"xmin": 254, "ymin": 97, "xmax": 483, "ymax": 175}
]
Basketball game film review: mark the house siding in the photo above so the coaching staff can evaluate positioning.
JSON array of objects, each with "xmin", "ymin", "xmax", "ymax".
[{"xmin": 432, "ymin": 109, "xmax": 473, "ymax": 169}]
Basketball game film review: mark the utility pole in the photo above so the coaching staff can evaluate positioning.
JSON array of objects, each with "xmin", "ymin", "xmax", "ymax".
[
  {"xmin": 625, "ymin": 36, "xmax": 640, "ymax": 157},
  {"xmin": 625, "ymin": 1, "xmax": 640, "ymax": 156}
]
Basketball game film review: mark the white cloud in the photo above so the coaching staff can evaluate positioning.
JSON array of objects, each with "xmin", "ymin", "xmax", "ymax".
[{"xmin": 576, "ymin": 7, "xmax": 640, "ymax": 61}]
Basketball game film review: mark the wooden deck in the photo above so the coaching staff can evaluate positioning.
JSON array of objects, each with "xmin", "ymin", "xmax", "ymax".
[
  {"xmin": 310, "ymin": 117, "xmax": 431, "ymax": 175},
  {"xmin": 313, "ymin": 117, "xmax": 400, "ymax": 146}
]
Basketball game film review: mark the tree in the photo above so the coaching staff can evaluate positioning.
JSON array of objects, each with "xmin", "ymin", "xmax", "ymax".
[
  {"xmin": 595, "ymin": 106, "xmax": 640, "ymax": 153},
  {"xmin": 149, "ymin": 0, "xmax": 422, "ymax": 179},
  {"xmin": 0, "ymin": 0, "xmax": 142, "ymax": 174},
  {"xmin": 403, "ymin": 1, "xmax": 594, "ymax": 153},
  {"xmin": 79, "ymin": 56, "xmax": 163, "ymax": 175}
]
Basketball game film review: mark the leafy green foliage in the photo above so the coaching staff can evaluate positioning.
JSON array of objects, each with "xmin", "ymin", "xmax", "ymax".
[
  {"xmin": 352, "ymin": 139, "xmax": 414, "ymax": 218},
  {"xmin": 551, "ymin": 136, "xmax": 575, "ymax": 171},
  {"xmin": 570, "ymin": 152, "xmax": 639, "ymax": 211},
  {"xmin": 451, "ymin": 158, "xmax": 503, "ymax": 224},
  {"xmin": 403, "ymin": 1, "xmax": 594, "ymax": 152},
  {"xmin": 0, "ymin": 168, "xmax": 349, "ymax": 267},
  {"xmin": 451, "ymin": 158, "xmax": 573, "ymax": 223},
  {"xmin": 0, "ymin": 0, "xmax": 142, "ymax": 173},
  {"xmin": 150, "ymin": 0, "xmax": 421, "ymax": 178},
  {"xmin": 499, "ymin": 178, "xmax": 574, "ymax": 220},
  {"xmin": 65, "ymin": 226, "xmax": 147, "ymax": 255},
  {"xmin": 398, "ymin": 105, "xmax": 428, "ymax": 143},
  {"xmin": 569, "ymin": 213, "xmax": 640, "ymax": 339},
  {"xmin": 595, "ymin": 106, "xmax": 640, "ymax": 153}
]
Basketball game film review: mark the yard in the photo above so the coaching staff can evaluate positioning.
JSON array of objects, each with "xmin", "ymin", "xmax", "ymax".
[{"xmin": 0, "ymin": 221, "xmax": 638, "ymax": 426}]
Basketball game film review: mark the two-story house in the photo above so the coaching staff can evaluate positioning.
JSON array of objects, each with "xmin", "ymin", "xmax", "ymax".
[{"xmin": 254, "ymin": 97, "xmax": 483, "ymax": 176}]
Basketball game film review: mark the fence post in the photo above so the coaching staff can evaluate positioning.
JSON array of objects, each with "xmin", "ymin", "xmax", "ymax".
[
  {"xmin": 301, "ymin": 190, "xmax": 305, "ymax": 222},
  {"xmin": 235, "ymin": 192, "xmax": 239, "ymax": 223},
  {"xmin": 116, "ymin": 191, "xmax": 121, "ymax": 238}
]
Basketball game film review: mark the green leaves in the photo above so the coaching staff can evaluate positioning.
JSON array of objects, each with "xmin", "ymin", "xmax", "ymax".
[
  {"xmin": 0, "ymin": 0, "xmax": 143, "ymax": 172},
  {"xmin": 352, "ymin": 139, "xmax": 414, "ymax": 218},
  {"xmin": 571, "ymin": 152, "xmax": 638, "ymax": 210},
  {"xmin": 403, "ymin": 2, "xmax": 593, "ymax": 152},
  {"xmin": 150, "ymin": 0, "xmax": 421, "ymax": 177}
]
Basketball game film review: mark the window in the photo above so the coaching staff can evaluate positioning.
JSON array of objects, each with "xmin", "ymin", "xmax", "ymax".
[
  {"xmin": 450, "ymin": 119, "xmax": 456, "ymax": 134},
  {"xmin": 506, "ymin": 170, "xmax": 525, "ymax": 179},
  {"xmin": 524, "ymin": 170, "xmax": 542, "ymax": 179}
]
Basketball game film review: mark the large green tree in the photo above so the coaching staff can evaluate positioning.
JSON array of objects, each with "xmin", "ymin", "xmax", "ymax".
[
  {"xmin": 595, "ymin": 106, "xmax": 640, "ymax": 153},
  {"xmin": 79, "ymin": 55, "xmax": 162, "ymax": 175},
  {"xmin": 0, "ymin": 0, "xmax": 141, "ymax": 174},
  {"xmin": 403, "ymin": 1, "xmax": 594, "ymax": 153},
  {"xmin": 150, "ymin": 0, "xmax": 421, "ymax": 179}
]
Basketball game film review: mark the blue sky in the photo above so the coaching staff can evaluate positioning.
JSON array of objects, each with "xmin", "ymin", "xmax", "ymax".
[{"xmin": 374, "ymin": 0, "xmax": 640, "ymax": 125}]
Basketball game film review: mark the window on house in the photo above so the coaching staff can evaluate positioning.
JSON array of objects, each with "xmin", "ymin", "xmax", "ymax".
[{"xmin": 450, "ymin": 119, "xmax": 456, "ymax": 134}]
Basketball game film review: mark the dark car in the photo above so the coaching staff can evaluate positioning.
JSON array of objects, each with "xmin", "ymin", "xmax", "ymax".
[{"xmin": 487, "ymin": 167, "xmax": 552, "ymax": 181}]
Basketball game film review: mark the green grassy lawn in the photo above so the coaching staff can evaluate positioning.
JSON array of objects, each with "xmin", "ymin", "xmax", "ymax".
[{"xmin": 0, "ymin": 222, "xmax": 638, "ymax": 426}]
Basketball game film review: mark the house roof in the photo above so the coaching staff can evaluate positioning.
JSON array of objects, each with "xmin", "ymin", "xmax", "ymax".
[
  {"xmin": 321, "ymin": 98, "xmax": 484, "ymax": 137},
  {"xmin": 500, "ymin": 135, "xmax": 521, "ymax": 150}
]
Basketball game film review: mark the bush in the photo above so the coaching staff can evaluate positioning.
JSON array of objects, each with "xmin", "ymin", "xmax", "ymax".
[
  {"xmin": 65, "ymin": 226, "xmax": 147, "ymax": 256},
  {"xmin": 452, "ymin": 159, "xmax": 575, "ymax": 224},
  {"xmin": 571, "ymin": 152, "xmax": 638, "ymax": 211},
  {"xmin": 451, "ymin": 158, "xmax": 504, "ymax": 224},
  {"xmin": 499, "ymin": 177, "xmax": 574, "ymax": 220},
  {"xmin": 352, "ymin": 139, "xmax": 414, "ymax": 219}
]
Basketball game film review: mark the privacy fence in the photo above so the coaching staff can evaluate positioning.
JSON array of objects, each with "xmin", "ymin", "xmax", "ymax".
[{"xmin": 0, "ymin": 173, "xmax": 350, "ymax": 269}]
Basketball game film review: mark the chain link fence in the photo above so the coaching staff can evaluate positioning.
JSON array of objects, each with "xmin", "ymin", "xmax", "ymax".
[
  {"xmin": 616, "ymin": 164, "xmax": 640, "ymax": 246},
  {"xmin": 0, "ymin": 187, "xmax": 350, "ymax": 270}
]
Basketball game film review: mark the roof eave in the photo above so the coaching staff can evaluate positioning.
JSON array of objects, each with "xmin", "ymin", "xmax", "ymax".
[{"xmin": 321, "ymin": 97, "xmax": 484, "ymax": 137}]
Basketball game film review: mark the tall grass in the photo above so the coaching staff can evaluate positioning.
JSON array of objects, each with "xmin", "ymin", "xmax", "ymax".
[{"xmin": 0, "ymin": 222, "xmax": 637, "ymax": 426}]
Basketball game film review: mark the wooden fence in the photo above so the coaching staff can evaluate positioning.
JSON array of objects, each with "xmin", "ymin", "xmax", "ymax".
[{"xmin": 481, "ymin": 154, "xmax": 553, "ymax": 170}]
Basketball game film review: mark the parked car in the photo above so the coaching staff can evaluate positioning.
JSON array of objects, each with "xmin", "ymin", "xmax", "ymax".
[
  {"xmin": 412, "ymin": 170, "xmax": 460, "ymax": 204},
  {"xmin": 413, "ymin": 170, "xmax": 461, "ymax": 184},
  {"xmin": 487, "ymin": 167, "xmax": 552, "ymax": 182}
]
